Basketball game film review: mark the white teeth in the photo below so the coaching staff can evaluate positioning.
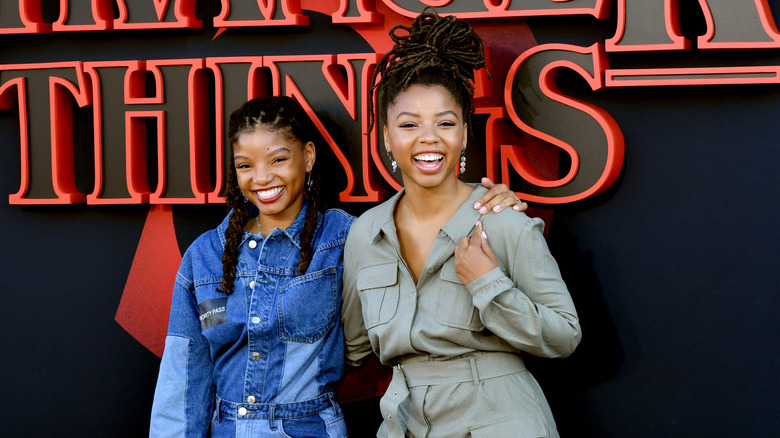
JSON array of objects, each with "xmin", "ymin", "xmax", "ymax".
[
  {"xmin": 414, "ymin": 153, "xmax": 444, "ymax": 162},
  {"xmin": 256, "ymin": 187, "xmax": 283, "ymax": 200}
]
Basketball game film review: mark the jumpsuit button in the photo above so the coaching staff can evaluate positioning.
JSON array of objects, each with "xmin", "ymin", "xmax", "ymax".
[
  {"xmin": 251, "ymin": 352, "xmax": 261, "ymax": 360},
  {"xmin": 248, "ymin": 240, "xmax": 257, "ymax": 249},
  {"xmin": 249, "ymin": 280, "xmax": 255, "ymax": 289},
  {"xmin": 427, "ymin": 267, "xmax": 434, "ymax": 273},
  {"xmin": 247, "ymin": 395, "xmax": 256, "ymax": 403},
  {"xmin": 251, "ymin": 316, "xmax": 261, "ymax": 324},
  {"xmin": 238, "ymin": 407, "xmax": 248, "ymax": 416},
  {"xmin": 393, "ymin": 392, "xmax": 398, "ymax": 397}
]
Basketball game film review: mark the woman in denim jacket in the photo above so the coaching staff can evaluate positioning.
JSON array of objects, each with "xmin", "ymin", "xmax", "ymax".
[{"xmin": 149, "ymin": 96, "xmax": 522, "ymax": 437}]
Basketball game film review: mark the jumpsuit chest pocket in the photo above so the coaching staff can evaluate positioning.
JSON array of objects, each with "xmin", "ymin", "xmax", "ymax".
[
  {"xmin": 434, "ymin": 261, "xmax": 485, "ymax": 331},
  {"xmin": 356, "ymin": 262, "xmax": 399, "ymax": 329},
  {"xmin": 278, "ymin": 266, "xmax": 339, "ymax": 343}
]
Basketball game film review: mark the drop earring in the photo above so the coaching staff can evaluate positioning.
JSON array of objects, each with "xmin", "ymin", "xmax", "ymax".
[
  {"xmin": 459, "ymin": 148, "xmax": 466, "ymax": 177},
  {"xmin": 306, "ymin": 172, "xmax": 313, "ymax": 191},
  {"xmin": 387, "ymin": 150, "xmax": 397, "ymax": 173}
]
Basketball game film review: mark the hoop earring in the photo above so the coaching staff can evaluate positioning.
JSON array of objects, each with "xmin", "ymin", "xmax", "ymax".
[
  {"xmin": 459, "ymin": 148, "xmax": 466, "ymax": 177},
  {"xmin": 387, "ymin": 151, "xmax": 397, "ymax": 173}
]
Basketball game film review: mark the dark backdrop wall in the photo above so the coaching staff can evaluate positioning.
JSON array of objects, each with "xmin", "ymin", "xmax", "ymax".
[{"xmin": 1, "ymin": 1, "xmax": 779, "ymax": 437}]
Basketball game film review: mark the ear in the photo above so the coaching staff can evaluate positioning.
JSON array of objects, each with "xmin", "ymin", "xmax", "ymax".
[
  {"xmin": 303, "ymin": 141, "xmax": 316, "ymax": 173},
  {"xmin": 383, "ymin": 126, "xmax": 391, "ymax": 153}
]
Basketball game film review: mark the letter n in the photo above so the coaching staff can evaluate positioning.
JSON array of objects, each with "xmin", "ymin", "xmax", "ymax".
[{"xmin": 265, "ymin": 54, "xmax": 388, "ymax": 202}]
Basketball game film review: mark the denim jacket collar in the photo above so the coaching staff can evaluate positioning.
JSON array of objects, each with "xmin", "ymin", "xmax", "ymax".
[{"xmin": 217, "ymin": 198, "xmax": 312, "ymax": 250}]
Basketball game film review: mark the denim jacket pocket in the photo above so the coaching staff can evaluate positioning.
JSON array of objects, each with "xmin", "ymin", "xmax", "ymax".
[
  {"xmin": 279, "ymin": 266, "xmax": 339, "ymax": 343},
  {"xmin": 356, "ymin": 262, "xmax": 399, "ymax": 329},
  {"xmin": 435, "ymin": 261, "xmax": 485, "ymax": 331}
]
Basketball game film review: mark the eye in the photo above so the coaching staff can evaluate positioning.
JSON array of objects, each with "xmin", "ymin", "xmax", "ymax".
[
  {"xmin": 399, "ymin": 121, "xmax": 417, "ymax": 128},
  {"xmin": 272, "ymin": 156, "xmax": 288, "ymax": 164},
  {"xmin": 235, "ymin": 162, "xmax": 251, "ymax": 169},
  {"xmin": 438, "ymin": 120, "xmax": 456, "ymax": 127}
]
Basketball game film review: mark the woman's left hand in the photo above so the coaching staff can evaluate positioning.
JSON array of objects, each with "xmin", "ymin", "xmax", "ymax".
[
  {"xmin": 475, "ymin": 177, "xmax": 528, "ymax": 214},
  {"xmin": 454, "ymin": 221, "xmax": 498, "ymax": 286}
]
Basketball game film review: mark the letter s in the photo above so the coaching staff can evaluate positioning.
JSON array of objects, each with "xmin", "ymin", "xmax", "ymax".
[{"xmin": 503, "ymin": 43, "xmax": 624, "ymax": 203}]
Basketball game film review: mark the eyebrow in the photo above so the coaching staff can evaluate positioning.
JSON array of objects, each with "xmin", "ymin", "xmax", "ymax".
[
  {"xmin": 233, "ymin": 146, "xmax": 292, "ymax": 160},
  {"xmin": 395, "ymin": 110, "xmax": 460, "ymax": 120}
]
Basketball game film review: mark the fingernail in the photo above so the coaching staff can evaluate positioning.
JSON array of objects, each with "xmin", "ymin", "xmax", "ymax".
[
  {"xmin": 479, "ymin": 206, "xmax": 487, "ymax": 214},
  {"xmin": 481, "ymin": 231, "xmax": 487, "ymax": 239},
  {"xmin": 513, "ymin": 205, "xmax": 520, "ymax": 211},
  {"xmin": 475, "ymin": 220, "xmax": 481, "ymax": 227},
  {"xmin": 473, "ymin": 202, "xmax": 481, "ymax": 209},
  {"xmin": 493, "ymin": 205, "xmax": 501, "ymax": 212}
]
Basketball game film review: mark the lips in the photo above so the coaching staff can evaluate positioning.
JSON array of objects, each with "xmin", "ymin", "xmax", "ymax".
[
  {"xmin": 254, "ymin": 186, "xmax": 284, "ymax": 203},
  {"xmin": 413, "ymin": 152, "xmax": 445, "ymax": 173}
]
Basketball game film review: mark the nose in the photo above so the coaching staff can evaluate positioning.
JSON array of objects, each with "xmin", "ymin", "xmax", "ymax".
[
  {"xmin": 419, "ymin": 122, "xmax": 438, "ymax": 143},
  {"xmin": 252, "ymin": 165, "xmax": 273, "ymax": 185}
]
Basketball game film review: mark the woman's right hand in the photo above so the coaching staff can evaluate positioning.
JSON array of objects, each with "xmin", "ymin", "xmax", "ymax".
[{"xmin": 454, "ymin": 221, "xmax": 498, "ymax": 286}]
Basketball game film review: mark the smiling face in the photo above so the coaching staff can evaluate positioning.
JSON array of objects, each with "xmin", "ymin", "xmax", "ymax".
[
  {"xmin": 384, "ymin": 84, "xmax": 468, "ymax": 193},
  {"xmin": 233, "ymin": 127, "xmax": 315, "ymax": 229}
]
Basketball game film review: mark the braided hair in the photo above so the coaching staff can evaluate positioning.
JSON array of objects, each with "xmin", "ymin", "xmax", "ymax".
[
  {"xmin": 367, "ymin": 10, "xmax": 488, "ymax": 133},
  {"xmin": 217, "ymin": 96, "xmax": 321, "ymax": 295}
]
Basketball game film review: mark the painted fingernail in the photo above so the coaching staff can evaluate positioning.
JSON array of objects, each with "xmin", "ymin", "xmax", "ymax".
[
  {"xmin": 481, "ymin": 231, "xmax": 488, "ymax": 239},
  {"xmin": 493, "ymin": 205, "xmax": 501, "ymax": 212},
  {"xmin": 513, "ymin": 205, "xmax": 521, "ymax": 211},
  {"xmin": 479, "ymin": 206, "xmax": 487, "ymax": 214},
  {"xmin": 473, "ymin": 202, "xmax": 481, "ymax": 209}
]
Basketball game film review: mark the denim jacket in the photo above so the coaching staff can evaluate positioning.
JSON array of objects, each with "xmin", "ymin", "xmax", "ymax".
[{"xmin": 150, "ymin": 202, "xmax": 355, "ymax": 437}]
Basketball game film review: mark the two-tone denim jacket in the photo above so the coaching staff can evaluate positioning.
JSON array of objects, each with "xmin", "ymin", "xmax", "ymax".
[{"xmin": 150, "ymin": 202, "xmax": 355, "ymax": 437}]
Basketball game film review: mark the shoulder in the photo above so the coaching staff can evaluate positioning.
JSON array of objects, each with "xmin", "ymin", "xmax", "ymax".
[
  {"xmin": 481, "ymin": 208, "xmax": 546, "ymax": 240},
  {"xmin": 320, "ymin": 208, "xmax": 357, "ymax": 240},
  {"xmin": 347, "ymin": 199, "xmax": 392, "ymax": 243}
]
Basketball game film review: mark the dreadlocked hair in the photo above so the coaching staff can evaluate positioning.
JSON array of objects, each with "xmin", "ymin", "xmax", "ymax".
[
  {"xmin": 217, "ymin": 96, "xmax": 322, "ymax": 295},
  {"xmin": 367, "ymin": 10, "xmax": 488, "ymax": 133}
]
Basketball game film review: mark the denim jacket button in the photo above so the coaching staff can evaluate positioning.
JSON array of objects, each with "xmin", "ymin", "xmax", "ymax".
[
  {"xmin": 238, "ymin": 407, "xmax": 248, "ymax": 416},
  {"xmin": 251, "ymin": 352, "xmax": 261, "ymax": 360},
  {"xmin": 249, "ymin": 280, "xmax": 256, "ymax": 289},
  {"xmin": 247, "ymin": 395, "xmax": 256, "ymax": 403},
  {"xmin": 248, "ymin": 240, "xmax": 257, "ymax": 249},
  {"xmin": 251, "ymin": 316, "xmax": 261, "ymax": 324}
]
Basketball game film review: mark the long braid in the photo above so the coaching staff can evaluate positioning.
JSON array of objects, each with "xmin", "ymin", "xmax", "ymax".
[
  {"xmin": 217, "ymin": 162, "xmax": 250, "ymax": 295},
  {"xmin": 367, "ymin": 10, "xmax": 487, "ymax": 133},
  {"xmin": 297, "ymin": 171, "xmax": 321, "ymax": 275},
  {"xmin": 217, "ymin": 96, "xmax": 321, "ymax": 294}
]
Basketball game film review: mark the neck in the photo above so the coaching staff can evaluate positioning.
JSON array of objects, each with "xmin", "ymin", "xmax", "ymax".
[{"xmin": 399, "ymin": 179, "xmax": 471, "ymax": 220}]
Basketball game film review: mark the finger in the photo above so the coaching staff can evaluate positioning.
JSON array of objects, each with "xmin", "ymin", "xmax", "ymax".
[
  {"xmin": 474, "ymin": 184, "xmax": 506, "ymax": 214},
  {"xmin": 470, "ymin": 221, "xmax": 484, "ymax": 247},
  {"xmin": 480, "ymin": 228, "xmax": 497, "ymax": 262},
  {"xmin": 513, "ymin": 200, "xmax": 529, "ymax": 212},
  {"xmin": 480, "ymin": 177, "xmax": 495, "ymax": 189}
]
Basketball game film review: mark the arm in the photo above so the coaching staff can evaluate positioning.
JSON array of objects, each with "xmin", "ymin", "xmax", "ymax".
[
  {"xmin": 475, "ymin": 177, "xmax": 528, "ymax": 213},
  {"xmin": 150, "ymin": 279, "xmax": 215, "ymax": 438},
  {"xmin": 341, "ymin": 229, "xmax": 375, "ymax": 367},
  {"xmin": 454, "ymin": 219, "xmax": 581, "ymax": 358}
]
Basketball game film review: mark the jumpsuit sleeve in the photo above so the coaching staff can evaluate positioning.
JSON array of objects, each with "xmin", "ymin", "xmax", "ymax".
[
  {"xmin": 149, "ymin": 275, "xmax": 215, "ymax": 438},
  {"xmin": 341, "ymin": 227, "xmax": 375, "ymax": 368},
  {"xmin": 466, "ymin": 217, "xmax": 581, "ymax": 359}
]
